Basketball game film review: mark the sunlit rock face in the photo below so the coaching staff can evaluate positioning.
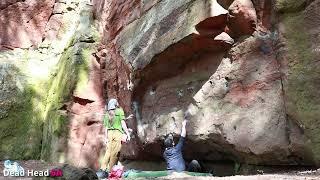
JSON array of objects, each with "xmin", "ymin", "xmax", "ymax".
[
  {"xmin": 0, "ymin": 0, "xmax": 55, "ymax": 49},
  {"xmin": 116, "ymin": 0, "xmax": 229, "ymax": 71},
  {"xmin": 0, "ymin": 0, "xmax": 105, "ymax": 169}
]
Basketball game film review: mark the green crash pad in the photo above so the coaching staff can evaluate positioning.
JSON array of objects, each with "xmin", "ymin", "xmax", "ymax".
[{"xmin": 124, "ymin": 170, "xmax": 213, "ymax": 179}]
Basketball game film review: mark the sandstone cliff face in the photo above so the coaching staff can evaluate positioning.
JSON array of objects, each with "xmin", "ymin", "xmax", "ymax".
[
  {"xmin": 93, "ymin": 0, "xmax": 320, "ymax": 166},
  {"xmin": 0, "ymin": 0, "xmax": 319, "ymax": 169},
  {"xmin": 276, "ymin": 0, "xmax": 320, "ymax": 165},
  {"xmin": 0, "ymin": 0, "xmax": 105, "ymax": 168},
  {"xmin": 0, "ymin": 0, "xmax": 55, "ymax": 49}
]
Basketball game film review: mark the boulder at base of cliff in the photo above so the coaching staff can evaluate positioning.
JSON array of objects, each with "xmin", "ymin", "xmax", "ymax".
[
  {"xmin": 133, "ymin": 36, "xmax": 311, "ymax": 165},
  {"xmin": 228, "ymin": 0, "xmax": 257, "ymax": 37},
  {"xmin": 57, "ymin": 164, "xmax": 98, "ymax": 180}
]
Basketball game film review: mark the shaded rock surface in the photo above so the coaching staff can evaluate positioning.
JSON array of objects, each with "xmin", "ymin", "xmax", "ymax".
[
  {"xmin": 0, "ymin": 0, "xmax": 319, "ymax": 172},
  {"xmin": 0, "ymin": 0, "xmax": 105, "ymax": 169},
  {"xmin": 134, "ymin": 36, "xmax": 310, "ymax": 165},
  {"xmin": 93, "ymin": 0, "xmax": 320, "ymax": 167},
  {"xmin": 56, "ymin": 164, "xmax": 98, "ymax": 180},
  {"xmin": 276, "ymin": 0, "xmax": 320, "ymax": 165}
]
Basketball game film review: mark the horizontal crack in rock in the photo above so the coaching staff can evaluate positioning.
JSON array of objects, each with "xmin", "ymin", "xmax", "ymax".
[{"xmin": 73, "ymin": 96, "xmax": 95, "ymax": 105}]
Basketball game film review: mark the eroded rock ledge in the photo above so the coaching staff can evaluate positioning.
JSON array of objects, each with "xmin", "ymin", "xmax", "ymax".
[{"xmin": 93, "ymin": 0, "xmax": 318, "ymax": 166}]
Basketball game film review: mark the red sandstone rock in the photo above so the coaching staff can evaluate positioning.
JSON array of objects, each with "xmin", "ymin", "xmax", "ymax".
[
  {"xmin": 104, "ymin": 0, "xmax": 140, "ymax": 41},
  {"xmin": 44, "ymin": 14, "xmax": 64, "ymax": 41},
  {"xmin": 90, "ymin": 0, "xmax": 316, "ymax": 166},
  {"xmin": 69, "ymin": 51, "xmax": 105, "ymax": 125},
  {"xmin": 100, "ymin": 44, "xmax": 132, "ymax": 113},
  {"xmin": 0, "ymin": 0, "xmax": 55, "ymax": 48},
  {"xmin": 0, "ymin": 0, "xmax": 22, "ymax": 10},
  {"xmin": 78, "ymin": 124, "xmax": 104, "ymax": 169},
  {"xmin": 73, "ymin": 53, "xmax": 104, "ymax": 104},
  {"xmin": 228, "ymin": 0, "xmax": 257, "ymax": 37},
  {"xmin": 195, "ymin": 0, "xmax": 228, "ymax": 36},
  {"xmin": 52, "ymin": 2, "xmax": 66, "ymax": 14},
  {"xmin": 251, "ymin": 0, "xmax": 272, "ymax": 29},
  {"xmin": 67, "ymin": 141, "xmax": 83, "ymax": 166},
  {"xmin": 68, "ymin": 114, "xmax": 105, "ymax": 168},
  {"xmin": 134, "ymin": 36, "xmax": 308, "ymax": 164},
  {"xmin": 69, "ymin": 117, "xmax": 88, "ymax": 144},
  {"xmin": 66, "ymin": 48, "xmax": 109, "ymax": 168}
]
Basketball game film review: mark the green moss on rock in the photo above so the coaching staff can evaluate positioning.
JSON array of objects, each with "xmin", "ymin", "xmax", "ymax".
[
  {"xmin": 0, "ymin": 0, "xmax": 98, "ymax": 161},
  {"xmin": 40, "ymin": 41, "xmax": 93, "ymax": 161},
  {"xmin": 0, "ymin": 86, "xmax": 43, "ymax": 160},
  {"xmin": 275, "ymin": 0, "xmax": 308, "ymax": 12},
  {"xmin": 0, "ymin": 37, "xmax": 95, "ymax": 161},
  {"xmin": 75, "ymin": 48, "xmax": 90, "ymax": 92},
  {"xmin": 282, "ymin": 12, "xmax": 320, "ymax": 164}
]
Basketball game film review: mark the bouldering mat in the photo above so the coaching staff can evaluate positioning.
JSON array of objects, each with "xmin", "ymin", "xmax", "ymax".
[{"xmin": 124, "ymin": 170, "xmax": 213, "ymax": 179}]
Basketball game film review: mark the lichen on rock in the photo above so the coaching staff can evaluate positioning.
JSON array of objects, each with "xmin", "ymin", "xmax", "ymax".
[
  {"xmin": 277, "ymin": 0, "xmax": 320, "ymax": 164},
  {"xmin": 275, "ymin": 0, "xmax": 309, "ymax": 13},
  {"xmin": 0, "ymin": 0, "xmax": 101, "ymax": 164}
]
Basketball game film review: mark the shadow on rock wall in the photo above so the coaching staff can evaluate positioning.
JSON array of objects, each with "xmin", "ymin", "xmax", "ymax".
[
  {"xmin": 131, "ymin": 32, "xmax": 230, "ymax": 160},
  {"xmin": 0, "ymin": 63, "xmax": 43, "ymax": 159}
]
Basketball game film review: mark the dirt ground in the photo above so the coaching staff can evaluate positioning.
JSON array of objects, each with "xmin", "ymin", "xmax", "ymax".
[
  {"xmin": 156, "ymin": 171, "xmax": 320, "ymax": 180},
  {"xmin": 0, "ymin": 161, "xmax": 319, "ymax": 180}
]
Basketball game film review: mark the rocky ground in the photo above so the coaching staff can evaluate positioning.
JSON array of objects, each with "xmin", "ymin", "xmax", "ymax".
[{"xmin": 0, "ymin": 161, "xmax": 319, "ymax": 180}]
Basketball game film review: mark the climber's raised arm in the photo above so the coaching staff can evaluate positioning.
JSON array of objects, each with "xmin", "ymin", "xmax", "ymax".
[{"xmin": 181, "ymin": 120, "xmax": 187, "ymax": 138}]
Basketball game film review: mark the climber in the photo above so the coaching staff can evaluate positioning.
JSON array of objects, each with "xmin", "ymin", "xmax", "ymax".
[
  {"xmin": 163, "ymin": 112, "xmax": 202, "ymax": 173},
  {"xmin": 100, "ymin": 98, "xmax": 133, "ymax": 172}
]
